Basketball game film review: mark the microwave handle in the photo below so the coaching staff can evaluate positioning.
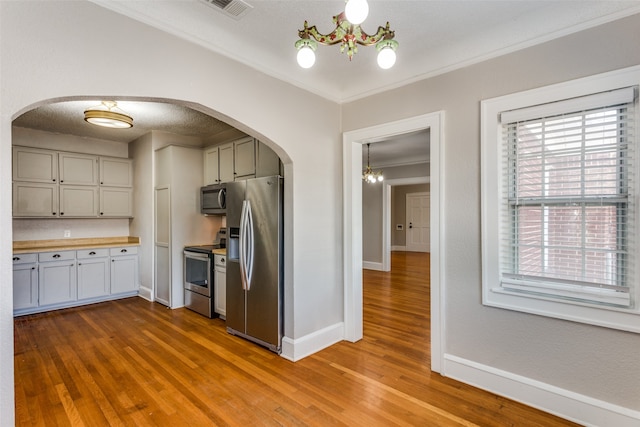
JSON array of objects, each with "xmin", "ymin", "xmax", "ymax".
[{"xmin": 218, "ymin": 188, "xmax": 225, "ymax": 209}]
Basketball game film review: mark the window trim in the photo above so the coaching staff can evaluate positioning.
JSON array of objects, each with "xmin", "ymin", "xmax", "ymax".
[{"xmin": 481, "ymin": 65, "xmax": 640, "ymax": 333}]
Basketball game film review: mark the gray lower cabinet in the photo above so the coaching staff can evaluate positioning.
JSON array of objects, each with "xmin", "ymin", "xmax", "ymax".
[
  {"xmin": 38, "ymin": 251, "xmax": 77, "ymax": 306},
  {"xmin": 214, "ymin": 254, "xmax": 226, "ymax": 318},
  {"xmin": 12, "ymin": 254, "xmax": 38, "ymax": 310},
  {"xmin": 110, "ymin": 247, "xmax": 138, "ymax": 294},
  {"xmin": 77, "ymin": 249, "xmax": 110, "ymax": 300},
  {"xmin": 12, "ymin": 246, "xmax": 139, "ymax": 316}
]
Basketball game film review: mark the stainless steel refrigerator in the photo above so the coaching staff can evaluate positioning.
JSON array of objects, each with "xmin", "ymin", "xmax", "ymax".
[{"xmin": 226, "ymin": 175, "xmax": 283, "ymax": 353}]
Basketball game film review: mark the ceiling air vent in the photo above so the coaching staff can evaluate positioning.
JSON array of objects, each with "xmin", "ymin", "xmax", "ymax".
[{"xmin": 201, "ymin": 0, "xmax": 253, "ymax": 20}]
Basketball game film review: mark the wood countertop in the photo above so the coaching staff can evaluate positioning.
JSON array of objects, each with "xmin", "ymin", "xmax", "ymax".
[
  {"xmin": 13, "ymin": 236, "xmax": 141, "ymax": 254},
  {"xmin": 212, "ymin": 248, "xmax": 226, "ymax": 256}
]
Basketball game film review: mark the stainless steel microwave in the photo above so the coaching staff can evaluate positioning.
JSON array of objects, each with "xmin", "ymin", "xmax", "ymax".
[{"xmin": 200, "ymin": 184, "xmax": 226, "ymax": 215}]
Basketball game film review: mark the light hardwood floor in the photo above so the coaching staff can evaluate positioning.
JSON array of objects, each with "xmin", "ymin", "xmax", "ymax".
[{"xmin": 14, "ymin": 252, "xmax": 579, "ymax": 426}]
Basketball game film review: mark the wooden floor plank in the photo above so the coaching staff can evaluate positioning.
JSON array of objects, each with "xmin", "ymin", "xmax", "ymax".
[{"xmin": 14, "ymin": 252, "xmax": 579, "ymax": 426}]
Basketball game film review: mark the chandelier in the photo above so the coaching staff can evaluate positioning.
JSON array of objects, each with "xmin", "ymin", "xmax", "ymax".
[
  {"xmin": 84, "ymin": 101, "xmax": 133, "ymax": 129},
  {"xmin": 363, "ymin": 143, "xmax": 383, "ymax": 183},
  {"xmin": 295, "ymin": 0, "xmax": 398, "ymax": 69}
]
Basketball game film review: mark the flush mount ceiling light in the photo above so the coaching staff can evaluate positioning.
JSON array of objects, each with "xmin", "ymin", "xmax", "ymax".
[
  {"xmin": 296, "ymin": 0, "xmax": 397, "ymax": 69},
  {"xmin": 84, "ymin": 101, "xmax": 133, "ymax": 129},
  {"xmin": 363, "ymin": 143, "xmax": 383, "ymax": 183}
]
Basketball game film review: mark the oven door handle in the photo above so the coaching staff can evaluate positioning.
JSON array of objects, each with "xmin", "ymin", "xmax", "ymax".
[{"xmin": 183, "ymin": 251, "xmax": 210, "ymax": 261}]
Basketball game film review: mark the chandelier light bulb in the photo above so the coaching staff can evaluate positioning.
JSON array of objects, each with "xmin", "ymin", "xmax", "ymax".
[
  {"xmin": 297, "ymin": 45, "xmax": 316, "ymax": 68},
  {"xmin": 377, "ymin": 46, "xmax": 396, "ymax": 69},
  {"xmin": 378, "ymin": 175, "xmax": 383, "ymax": 182},
  {"xmin": 345, "ymin": 0, "xmax": 369, "ymax": 25}
]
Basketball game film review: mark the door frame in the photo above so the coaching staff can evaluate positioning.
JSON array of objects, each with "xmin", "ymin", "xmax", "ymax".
[{"xmin": 343, "ymin": 111, "xmax": 445, "ymax": 373}]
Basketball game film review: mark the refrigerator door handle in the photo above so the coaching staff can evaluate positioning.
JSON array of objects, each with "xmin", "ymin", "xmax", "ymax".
[
  {"xmin": 245, "ymin": 200, "xmax": 254, "ymax": 290},
  {"xmin": 239, "ymin": 200, "xmax": 248, "ymax": 290}
]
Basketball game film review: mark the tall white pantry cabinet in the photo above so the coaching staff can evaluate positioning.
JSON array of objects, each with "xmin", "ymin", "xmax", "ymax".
[{"xmin": 154, "ymin": 145, "xmax": 220, "ymax": 309}]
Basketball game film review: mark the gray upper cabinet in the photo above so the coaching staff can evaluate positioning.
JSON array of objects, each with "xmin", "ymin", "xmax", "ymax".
[
  {"xmin": 12, "ymin": 146, "xmax": 134, "ymax": 218},
  {"xmin": 219, "ymin": 143, "xmax": 235, "ymax": 183},
  {"xmin": 13, "ymin": 182, "xmax": 59, "ymax": 217},
  {"xmin": 12, "ymin": 147, "xmax": 58, "ymax": 183},
  {"xmin": 256, "ymin": 141, "xmax": 281, "ymax": 178},
  {"xmin": 59, "ymin": 186, "xmax": 99, "ymax": 217},
  {"xmin": 59, "ymin": 153, "xmax": 98, "ymax": 185},
  {"xmin": 204, "ymin": 138, "xmax": 281, "ymax": 185},
  {"xmin": 233, "ymin": 137, "xmax": 256, "ymax": 179},
  {"xmin": 203, "ymin": 146, "xmax": 221, "ymax": 185},
  {"xmin": 100, "ymin": 157, "xmax": 133, "ymax": 187}
]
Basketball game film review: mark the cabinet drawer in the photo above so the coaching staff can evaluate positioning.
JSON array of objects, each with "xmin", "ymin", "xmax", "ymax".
[
  {"xmin": 110, "ymin": 246, "xmax": 138, "ymax": 256},
  {"xmin": 214, "ymin": 254, "xmax": 226, "ymax": 267},
  {"xmin": 77, "ymin": 248, "xmax": 110, "ymax": 259},
  {"xmin": 13, "ymin": 253, "xmax": 38, "ymax": 265},
  {"xmin": 38, "ymin": 250, "xmax": 75, "ymax": 262}
]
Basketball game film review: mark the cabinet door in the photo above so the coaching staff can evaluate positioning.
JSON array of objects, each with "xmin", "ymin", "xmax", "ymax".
[
  {"xmin": 100, "ymin": 157, "xmax": 133, "ymax": 187},
  {"xmin": 77, "ymin": 257, "xmax": 110, "ymax": 300},
  {"xmin": 219, "ymin": 143, "xmax": 234, "ymax": 183},
  {"xmin": 234, "ymin": 137, "xmax": 256, "ymax": 179},
  {"xmin": 59, "ymin": 153, "xmax": 98, "ymax": 185},
  {"xmin": 204, "ymin": 147, "xmax": 220, "ymax": 185},
  {"xmin": 39, "ymin": 260, "xmax": 77, "ymax": 306},
  {"xmin": 214, "ymin": 267, "xmax": 226, "ymax": 317},
  {"xmin": 256, "ymin": 140, "xmax": 280, "ymax": 178},
  {"xmin": 99, "ymin": 187, "xmax": 133, "ymax": 217},
  {"xmin": 12, "ymin": 147, "xmax": 58, "ymax": 183},
  {"xmin": 13, "ymin": 182, "xmax": 58, "ymax": 217},
  {"xmin": 13, "ymin": 263, "xmax": 38, "ymax": 310},
  {"xmin": 111, "ymin": 255, "xmax": 138, "ymax": 294},
  {"xmin": 60, "ymin": 186, "xmax": 98, "ymax": 217}
]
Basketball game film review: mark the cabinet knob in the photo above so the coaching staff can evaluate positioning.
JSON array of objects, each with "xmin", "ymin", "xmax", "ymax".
[
  {"xmin": 52, "ymin": 179, "xmax": 56, "ymax": 182},
  {"xmin": 120, "ymin": 249, "xmax": 127, "ymax": 253},
  {"xmin": 60, "ymin": 180, "xmax": 64, "ymax": 183},
  {"xmin": 52, "ymin": 212, "xmax": 56, "ymax": 216},
  {"xmin": 60, "ymin": 212, "xmax": 64, "ymax": 216},
  {"xmin": 13, "ymin": 257, "xmax": 19, "ymax": 261},
  {"xmin": 31, "ymin": 267, "xmax": 35, "ymax": 270},
  {"xmin": 53, "ymin": 254, "xmax": 61, "ymax": 258},
  {"xmin": 100, "ymin": 212, "xmax": 104, "ymax": 216}
]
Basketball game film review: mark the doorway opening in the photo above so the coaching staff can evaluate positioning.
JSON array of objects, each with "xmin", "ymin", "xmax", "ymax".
[{"xmin": 343, "ymin": 111, "xmax": 444, "ymax": 372}]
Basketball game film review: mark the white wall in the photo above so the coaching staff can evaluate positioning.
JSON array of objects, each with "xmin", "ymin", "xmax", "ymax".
[
  {"xmin": 344, "ymin": 12, "xmax": 640, "ymax": 419},
  {"xmin": 0, "ymin": 1, "xmax": 342, "ymax": 422}
]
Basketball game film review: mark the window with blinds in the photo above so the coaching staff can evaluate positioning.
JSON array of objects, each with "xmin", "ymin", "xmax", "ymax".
[{"xmin": 499, "ymin": 88, "xmax": 636, "ymax": 307}]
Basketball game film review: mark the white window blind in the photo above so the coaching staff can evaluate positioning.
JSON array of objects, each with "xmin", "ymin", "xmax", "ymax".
[{"xmin": 499, "ymin": 87, "xmax": 637, "ymax": 307}]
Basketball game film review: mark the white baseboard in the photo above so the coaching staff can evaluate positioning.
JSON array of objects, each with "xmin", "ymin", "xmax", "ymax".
[
  {"xmin": 280, "ymin": 322, "xmax": 344, "ymax": 362},
  {"xmin": 363, "ymin": 261, "xmax": 384, "ymax": 271},
  {"xmin": 391, "ymin": 245, "xmax": 406, "ymax": 251},
  {"xmin": 443, "ymin": 354, "xmax": 640, "ymax": 427},
  {"xmin": 137, "ymin": 286, "xmax": 152, "ymax": 302}
]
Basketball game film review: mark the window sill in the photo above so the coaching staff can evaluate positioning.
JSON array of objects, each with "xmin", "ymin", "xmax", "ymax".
[{"xmin": 484, "ymin": 287, "xmax": 640, "ymax": 333}]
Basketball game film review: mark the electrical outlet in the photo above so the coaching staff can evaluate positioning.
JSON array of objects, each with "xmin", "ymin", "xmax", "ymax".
[{"xmin": 64, "ymin": 230, "xmax": 71, "ymax": 238}]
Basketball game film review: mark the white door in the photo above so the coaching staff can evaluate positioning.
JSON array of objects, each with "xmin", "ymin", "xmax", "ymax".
[
  {"xmin": 154, "ymin": 186, "xmax": 171, "ymax": 306},
  {"xmin": 406, "ymin": 192, "xmax": 430, "ymax": 252}
]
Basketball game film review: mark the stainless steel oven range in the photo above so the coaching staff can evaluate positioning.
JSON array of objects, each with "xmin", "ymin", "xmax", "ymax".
[{"xmin": 183, "ymin": 244, "xmax": 221, "ymax": 318}]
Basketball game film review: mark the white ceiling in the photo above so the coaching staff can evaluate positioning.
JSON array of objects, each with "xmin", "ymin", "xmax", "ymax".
[{"xmin": 12, "ymin": 1, "xmax": 640, "ymax": 168}]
